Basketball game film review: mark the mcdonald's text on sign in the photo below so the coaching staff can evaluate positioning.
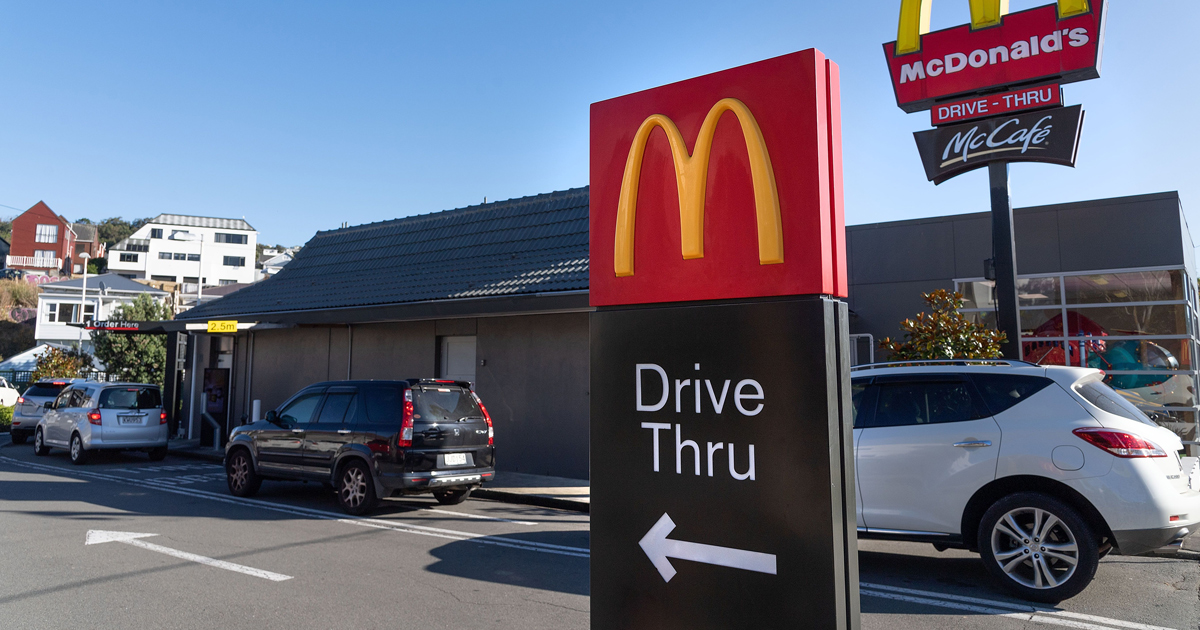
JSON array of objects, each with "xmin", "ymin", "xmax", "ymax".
[
  {"xmin": 932, "ymin": 84, "xmax": 1061, "ymax": 126},
  {"xmin": 884, "ymin": 0, "xmax": 1106, "ymax": 113},
  {"xmin": 589, "ymin": 49, "xmax": 847, "ymax": 307},
  {"xmin": 207, "ymin": 320, "xmax": 238, "ymax": 334}
]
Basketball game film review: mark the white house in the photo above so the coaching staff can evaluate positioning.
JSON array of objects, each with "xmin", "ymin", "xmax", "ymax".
[
  {"xmin": 106, "ymin": 214, "xmax": 258, "ymax": 288},
  {"xmin": 255, "ymin": 247, "xmax": 295, "ymax": 281},
  {"xmin": 35, "ymin": 273, "xmax": 168, "ymax": 353}
]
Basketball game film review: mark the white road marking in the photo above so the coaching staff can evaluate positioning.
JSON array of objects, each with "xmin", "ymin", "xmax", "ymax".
[
  {"xmin": 409, "ymin": 506, "xmax": 538, "ymax": 526},
  {"xmin": 861, "ymin": 583, "xmax": 1178, "ymax": 630},
  {"xmin": 86, "ymin": 529, "xmax": 292, "ymax": 581},
  {"xmin": 2, "ymin": 457, "xmax": 587, "ymax": 559}
]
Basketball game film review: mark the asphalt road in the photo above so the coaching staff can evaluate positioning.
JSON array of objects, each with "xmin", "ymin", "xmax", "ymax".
[{"xmin": 0, "ymin": 436, "xmax": 1196, "ymax": 630}]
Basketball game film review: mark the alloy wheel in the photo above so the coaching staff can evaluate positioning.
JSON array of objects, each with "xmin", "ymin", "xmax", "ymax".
[
  {"xmin": 34, "ymin": 431, "xmax": 42, "ymax": 451},
  {"xmin": 340, "ymin": 467, "xmax": 367, "ymax": 507},
  {"xmin": 990, "ymin": 506, "xmax": 1080, "ymax": 590},
  {"xmin": 70, "ymin": 436, "xmax": 81, "ymax": 460},
  {"xmin": 229, "ymin": 455, "xmax": 248, "ymax": 492}
]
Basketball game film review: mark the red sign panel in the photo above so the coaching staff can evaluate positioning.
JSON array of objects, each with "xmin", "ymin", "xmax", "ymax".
[
  {"xmin": 884, "ymin": 0, "xmax": 1105, "ymax": 113},
  {"xmin": 589, "ymin": 49, "xmax": 846, "ymax": 307},
  {"xmin": 931, "ymin": 83, "xmax": 1062, "ymax": 126}
]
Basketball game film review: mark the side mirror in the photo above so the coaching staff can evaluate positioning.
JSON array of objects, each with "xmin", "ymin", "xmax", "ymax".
[
  {"xmin": 264, "ymin": 410, "xmax": 279, "ymax": 424},
  {"xmin": 43, "ymin": 401, "xmax": 54, "ymax": 410}
]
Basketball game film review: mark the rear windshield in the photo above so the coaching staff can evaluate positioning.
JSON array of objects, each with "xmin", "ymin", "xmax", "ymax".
[
  {"xmin": 99, "ymin": 387, "xmax": 162, "ymax": 410},
  {"xmin": 413, "ymin": 388, "xmax": 482, "ymax": 422},
  {"xmin": 25, "ymin": 383, "xmax": 69, "ymax": 397},
  {"xmin": 1073, "ymin": 381, "xmax": 1155, "ymax": 427}
]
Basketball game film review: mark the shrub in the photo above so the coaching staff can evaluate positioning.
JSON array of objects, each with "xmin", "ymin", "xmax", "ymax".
[{"xmin": 879, "ymin": 289, "xmax": 1007, "ymax": 360}]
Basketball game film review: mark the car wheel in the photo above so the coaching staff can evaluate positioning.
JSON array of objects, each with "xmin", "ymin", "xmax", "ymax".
[
  {"xmin": 433, "ymin": 487, "xmax": 472, "ymax": 505},
  {"xmin": 336, "ymin": 460, "xmax": 377, "ymax": 516},
  {"xmin": 978, "ymin": 492, "xmax": 1099, "ymax": 603},
  {"xmin": 148, "ymin": 446, "xmax": 168, "ymax": 462},
  {"xmin": 33, "ymin": 428, "xmax": 49, "ymax": 456},
  {"xmin": 10, "ymin": 432, "xmax": 27, "ymax": 445},
  {"xmin": 69, "ymin": 433, "xmax": 89, "ymax": 465},
  {"xmin": 226, "ymin": 450, "xmax": 261, "ymax": 497}
]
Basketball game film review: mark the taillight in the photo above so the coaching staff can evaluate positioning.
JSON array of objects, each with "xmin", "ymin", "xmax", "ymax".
[
  {"xmin": 398, "ymin": 389, "xmax": 414, "ymax": 447},
  {"xmin": 17, "ymin": 396, "xmax": 23, "ymax": 404},
  {"xmin": 473, "ymin": 392, "xmax": 494, "ymax": 446},
  {"xmin": 87, "ymin": 409, "xmax": 102, "ymax": 425},
  {"xmin": 159, "ymin": 411, "xmax": 167, "ymax": 425},
  {"xmin": 1073, "ymin": 428, "xmax": 1167, "ymax": 458}
]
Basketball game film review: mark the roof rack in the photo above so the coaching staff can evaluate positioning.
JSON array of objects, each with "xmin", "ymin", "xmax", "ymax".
[{"xmin": 850, "ymin": 359, "xmax": 1037, "ymax": 372}]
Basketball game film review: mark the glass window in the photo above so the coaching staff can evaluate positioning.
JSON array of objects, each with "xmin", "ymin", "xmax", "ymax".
[
  {"xmin": 970, "ymin": 374, "xmax": 1053, "ymax": 415},
  {"xmin": 83, "ymin": 304, "xmax": 95, "ymax": 323},
  {"xmin": 119, "ymin": 253, "xmax": 138, "ymax": 263},
  {"xmin": 1074, "ymin": 381, "xmax": 1156, "ymax": 427},
  {"xmin": 277, "ymin": 391, "xmax": 324, "ymax": 426},
  {"xmin": 187, "ymin": 254, "xmax": 200, "ymax": 261},
  {"xmin": 99, "ymin": 387, "xmax": 162, "ymax": 409},
  {"xmin": 56, "ymin": 303, "xmax": 80, "ymax": 323},
  {"xmin": 363, "ymin": 385, "xmax": 404, "ymax": 426},
  {"xmin": 1020, "ymin": 309, "xmax": 1062, "ymax": 338},
  {"xmin": 316, "ymin": 392, "xmax": 357, "ymax": 424},
  {"xmin": 871, "ymin": 379, "xmax": 988, "ymax": 428},
  {"xmin": 173, "ymin": 253, "xmax": 187, "ymax": 261},
  {"xmin": 1018, "ymin": 277, "xmax": 1060, "ymax": 306},
  {"xmin": 34, "ymin": 249, "xmax": 56, "ymax": 260},
  {"xmin": 964, "ymin": 311, "xmax": 996, "ymax": 329},
  {"xmin": 851, "ymin": 379, "xmax": 877, "ymax": 429},
  {"xmin": 158, "ymin": 252, "xmax": 172, "ymax": 260},
  {"xmin": 1022, "ymin": 340, "xmax": 1070, "ymax": 366},
  {"xmin": 54, "ymin": 389, "xmax": 73, "ymax": 409},
  {"xmin": 219, "ymin": 279, "xmax": 237, "ymax": 285},
  {"xmin": 957, "ymin": 281, "xmax": 995, "ymax": 310},
  {"xmin": 1065, "ymin": 304, "xmax": 1188, "ymax": 336},
  {"xmin": 1064, "ymin": 270, "xmax": 1184, "ymax": 305},
  {"xmin": 25, "ymin": 383, "xmax": 69, "ymax": 397},
  {"xmin": 223, "ymin": 256, "xmax": 246, "ymax": 267},
  {"xmin": 214, "ymin": 233, "xmax": 248, "ymax": 244},
  {"xmin": 151, "ymin": 275, "xmax": 176, "ymax": 282},
  {"xmin": 35, "ymin": 224, "xmax": 58, "ymax": 243},
  {"xmin": 45, "ymin": 303, "xmax": 57, "ymax": 323},
  {"xmin": 413, "ymin": 387, "xmax": 482, "ymax": 422},
  {"xmin": 150, "ymin": 228, "xmax": 163, "ymax": 239}
]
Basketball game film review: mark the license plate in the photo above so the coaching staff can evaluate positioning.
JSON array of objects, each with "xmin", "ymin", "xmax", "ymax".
[
  {"xmin": 119, "ymin": 415, "xmax": 141, "ymax": 425},
  {"xmin": 444, "ymin": 453, "xmax": 467, "ymax": 466}
]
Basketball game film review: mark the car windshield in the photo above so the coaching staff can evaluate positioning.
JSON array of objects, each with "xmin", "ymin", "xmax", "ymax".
[
  {"xmin": 99, "ymin": 387, "xmax": 162, "ymax": 410},
  {"xmin": 1073, "ymin": 381, "xmax": 1156, "ymax": 427},
  {"xmin": 413, "ymin": 388, "xmax": 482, "ymax": 422},
  {"xmin": 25, "ymin": 383, "xmax": 69, "ymax": 397}
]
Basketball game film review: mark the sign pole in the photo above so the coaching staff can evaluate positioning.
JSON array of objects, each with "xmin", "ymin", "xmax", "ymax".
[{"xmin": 989, "ymin": 161, "xmax": 1022, "ymax": 360}]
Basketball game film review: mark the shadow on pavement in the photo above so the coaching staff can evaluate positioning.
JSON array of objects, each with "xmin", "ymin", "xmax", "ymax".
[{"xmin": 424, "ymin": 530, "xmax": 590, "ymax": 596}]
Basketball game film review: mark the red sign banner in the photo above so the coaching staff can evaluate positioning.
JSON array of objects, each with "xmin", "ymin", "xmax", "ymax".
[
  {"xmin": 884, "ymin": 0, "xmax": 1105, "ymax": 113},
  {"xmin": 589, "ymin": 50, "xmax": 847, "ymax": 307},
  {"xmin": 931, "ymin": 83, "xmax": 1062, "ymax": 126}
]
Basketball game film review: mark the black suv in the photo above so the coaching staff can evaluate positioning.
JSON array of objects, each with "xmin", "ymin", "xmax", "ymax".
[{"xmin": 224, "ymin": 379, "xmax": 495, "ymax": 515}]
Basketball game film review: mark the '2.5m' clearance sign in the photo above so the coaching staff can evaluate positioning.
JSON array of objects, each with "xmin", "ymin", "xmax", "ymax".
[
  {"xmin": 884, "ymin": 0, "xmax": 1106, "ymax": 113},
  {"xmin": 589, "ymin": 49, "xmax": 848, "ymax": 306}
]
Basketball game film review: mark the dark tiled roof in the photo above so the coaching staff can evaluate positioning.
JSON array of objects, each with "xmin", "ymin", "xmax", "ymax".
[{"xmin": 181, "ymin": 187, "xmax": 589, "ymax": 319}]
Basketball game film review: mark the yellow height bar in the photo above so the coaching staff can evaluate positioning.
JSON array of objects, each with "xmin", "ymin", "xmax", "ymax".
[{"xmin": 896, "ymin": 0, "xmax": 1089, "ymax": 56}]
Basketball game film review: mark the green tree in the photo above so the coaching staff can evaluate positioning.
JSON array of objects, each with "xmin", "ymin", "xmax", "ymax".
[
  {"xmin": 879, "ymin": 289, "xmax": 1007, "ymax": 360},
  {"xmin": 95, "ymin": 217, "xmax": 152, "ymax": 247},
  {"xmin": 92, "ymin": 294, "xmax": 173, "ymax": 386},
  {"xmin": 31, "ymin": 346, "xmax": 95, "ymax": 382},
  {"xmin": 0, "ymin": 217, "xmax": 12, "ymax": 243}
]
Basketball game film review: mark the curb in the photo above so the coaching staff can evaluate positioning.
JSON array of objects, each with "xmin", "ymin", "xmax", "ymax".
[{"xmin": 473, "ymin": 488, "xmax": 590, "ymax": 513}]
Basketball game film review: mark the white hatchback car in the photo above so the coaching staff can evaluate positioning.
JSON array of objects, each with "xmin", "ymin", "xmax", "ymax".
[
  {"xmin": 851, "ymin": 360, "xmax": 1200, "ymax": 602},
  {"xmin": 32, "ymin": 382, "xmax": 168, "ymax": 464}
]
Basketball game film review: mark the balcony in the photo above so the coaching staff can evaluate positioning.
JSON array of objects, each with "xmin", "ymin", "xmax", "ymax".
[{"xmin": 6, "ymin": 255, "xmax": 61, "ymax": 269}]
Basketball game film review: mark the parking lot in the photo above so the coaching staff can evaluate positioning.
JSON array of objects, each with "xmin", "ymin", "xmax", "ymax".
[{"xmin": 0, "ymin": 436, "xmax": 1195, "ymax": 630}]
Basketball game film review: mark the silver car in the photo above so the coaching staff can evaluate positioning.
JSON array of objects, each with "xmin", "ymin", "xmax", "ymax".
[
  {"xmin": 33, "ymin": 383, "xmax": 168, "ymax": 464},
  {"xmin": 10, "ymin": 379, "xmax": 88, "ymax": 444}
]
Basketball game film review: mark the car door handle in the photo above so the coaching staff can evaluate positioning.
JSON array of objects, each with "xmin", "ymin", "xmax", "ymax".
[
  {"xmin": 291, "ymin": 429, "xmax": 305, "ymax": 434},
  {"xmin": 953, "ymin": 440, "xmax": 992, "ymax": 448},
  {"xmin": 337, "ymin": 429, "xmax": 352, "ymax": 434}
]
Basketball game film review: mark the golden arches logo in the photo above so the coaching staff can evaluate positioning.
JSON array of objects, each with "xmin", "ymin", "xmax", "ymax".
[
  {"xmin": 895, "ymin": 0, "xmax": 1091, "ymax": 55},
  {"xmin": 613, "ymin": 98, "xmax": 783, "ymax": 278}
]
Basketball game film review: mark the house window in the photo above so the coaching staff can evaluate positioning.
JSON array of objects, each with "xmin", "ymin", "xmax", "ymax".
[
  {"xmin": 49, "ymin": 303, "xmax": 80, "ymax": 323},
  {"xmin": 214, "ymin": 233, "xmax": 248, "ymax": 244},
  {"xmin": 219, "ymin": 279, "xmax": 237, "ymax": 285},
  {"xmin": 120, "ymin": 253, "xmax": 138, "ymax": 263},
  {"xmin": 187, "ymin": 254, "xmax": 200, "ymax": 262},
  {"xmin": 45, "ymin": 303, "xmax": 57, "ymax": 323},
  {"xmin": 171, "ymin": 230, "xmax": 189, "ymax": 238},
  {"xmin": 151, "ymin": 275, "xmax": 176, "ymax": 282},
  {"xmin": 158, "ymin": 252, "xmax": 172, "ymax": 260},
  {"xmin": 150, "ymin": 228, "xmax": 163, "ymax": 239},
  {"xmin": 34, "ymin": 249, "xmax": 56, "ymax": 261},
  {"xmin": 35, "ymin": 224, "xmax": 58, "ymax": 243},
  {"xmin": 173, "ymin": 253, "xmax": 187, "ymax": 260},
  {"xmin": 223, "ymin": 256, "xmax": 245, "ymax": 267},
  {"xmin": 83, "ymin": 304, "xmax": 95, "ymax": 322}
]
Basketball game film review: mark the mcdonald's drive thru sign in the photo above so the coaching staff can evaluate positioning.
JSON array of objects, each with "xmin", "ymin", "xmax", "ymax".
[
  {"xmin": 589, "ymin": 49, "xmax": 847, "ymax": 307},
  {"xmin": 884, "ymin": 0, "xmax": 1106, "ymax": 113}
]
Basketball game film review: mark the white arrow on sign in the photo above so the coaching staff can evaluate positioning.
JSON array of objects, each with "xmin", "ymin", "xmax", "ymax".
[
  {"xmin": 639, "ymin": 513, "xmax": 777, "ymax": 582},
  {"xmin": 85, "ymin": 530, "xmax": 292, "ymax": 582}
]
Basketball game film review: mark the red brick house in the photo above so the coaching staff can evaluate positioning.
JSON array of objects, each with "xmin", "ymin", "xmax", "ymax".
[{"xmin": 7, "ymin": 201, "xmax": 76, "ymax": 276}]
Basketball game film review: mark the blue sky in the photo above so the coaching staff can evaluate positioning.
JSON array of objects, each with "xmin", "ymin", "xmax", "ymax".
[{"xmin": 1, "ymin": 1, "xmax": 1196, "ymax": 249}]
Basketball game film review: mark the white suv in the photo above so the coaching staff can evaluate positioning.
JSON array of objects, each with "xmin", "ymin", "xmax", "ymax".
[{"xmin": 851, "ymin": 360, "xmax": 1200, "ymax": 602}]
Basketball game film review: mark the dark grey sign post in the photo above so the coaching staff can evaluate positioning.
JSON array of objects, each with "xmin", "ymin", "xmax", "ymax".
[
  {"xmin": 591, "ymin": 297, "xmax": 859, "ymax": 629},
  {"xmin": 989, "ymin": 162, "xmax": 1022, "ymax": 360}
]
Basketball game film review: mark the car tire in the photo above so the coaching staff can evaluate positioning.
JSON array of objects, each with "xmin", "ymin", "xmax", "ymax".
[
  {"xmin": 69, "ymin": 433, "xmax": 89, "ymax": 465},
  {"xmin": 226, "ymin": 449, "xmax": 261, "ymax": 497},
  {"xmin": 336, "ymin": 460, "xmax": 377, "ymax": 516},
  {"xmin": 977, "ymin": 492, "xmax": 1099, "ymax": 603},
  {"xmin": 148, "ymin": 446, "xmax": 168, "ymax": 462},
  {"xmin": 10, "ymin": 432, "xmax": 27, "ymax": 445},
  {"xmin": 33, "ymin": 428, "xmax": 49, "ymax": 456},
  {"xmin": 433, "ymin": 487, "xmax": 472, "ymax": 505}
]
